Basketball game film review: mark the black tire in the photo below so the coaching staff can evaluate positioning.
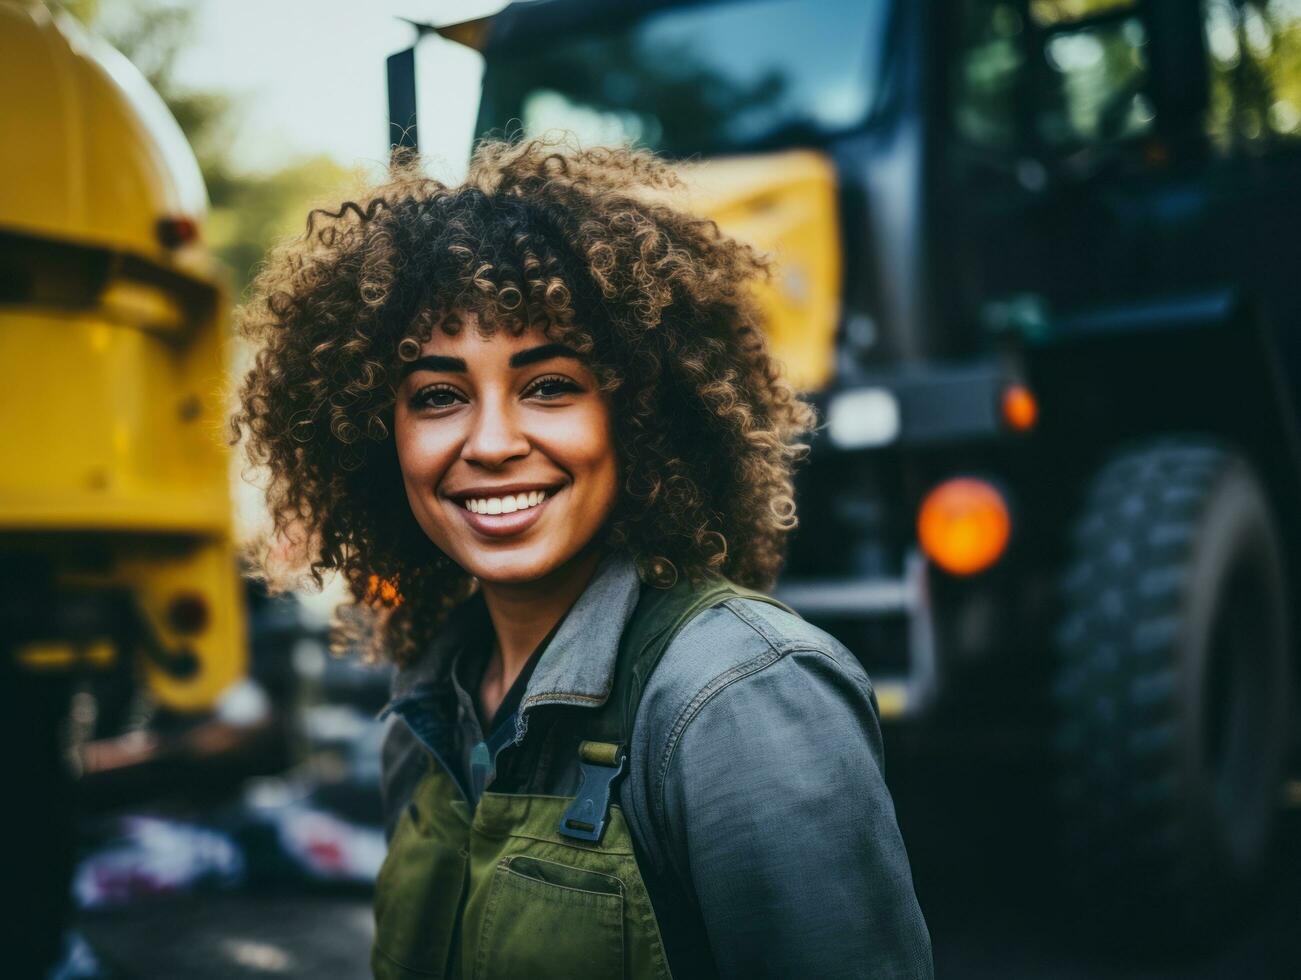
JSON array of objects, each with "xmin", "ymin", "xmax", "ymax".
[{"xmin": 1052, "ymin": 439, "xmax": 1292, "ymax": 933}]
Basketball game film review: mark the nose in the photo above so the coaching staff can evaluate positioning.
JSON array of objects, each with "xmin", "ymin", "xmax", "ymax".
[{"xmin": 461, "ymin": 393, "xmax": 530, "ymax": 469}]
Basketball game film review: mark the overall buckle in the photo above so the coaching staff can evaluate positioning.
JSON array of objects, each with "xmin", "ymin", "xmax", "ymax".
[{"xmin": 559, "ymin": 741, "xmax": 626, "ymax": 843}]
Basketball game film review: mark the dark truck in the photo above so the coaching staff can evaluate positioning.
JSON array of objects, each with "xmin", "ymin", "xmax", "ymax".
[{"xmin": 392, "ymin": 0, "xmax": 1301, "ymax": 928}]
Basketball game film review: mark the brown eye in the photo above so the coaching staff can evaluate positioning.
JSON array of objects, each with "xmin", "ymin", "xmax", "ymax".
[
  {"xmin": 525, "ymin": 375, "xmax": 581, "ymax": 401},
  {"xmin": 410, "ymin": 384, "xmax": 465, "ymax": 411}
]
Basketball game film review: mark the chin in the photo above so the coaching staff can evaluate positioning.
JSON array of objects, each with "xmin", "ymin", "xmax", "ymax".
[{"xmin": 463, "ymin": 548, "xmax": 568, "ymax": 586}]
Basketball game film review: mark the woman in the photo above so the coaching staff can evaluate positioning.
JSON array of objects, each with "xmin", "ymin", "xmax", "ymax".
[{"xmin": 232, "ymin": 138, "xmax": 932, "ymax": 979}]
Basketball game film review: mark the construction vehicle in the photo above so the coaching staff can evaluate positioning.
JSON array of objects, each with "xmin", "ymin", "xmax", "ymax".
[
  {"xmin": 1, "ymin": 2, "xmax": 256, "ymax": 968},
  {"xmin": 394, "ymin": 0, "xmax": 1301, "ymax": 930}
]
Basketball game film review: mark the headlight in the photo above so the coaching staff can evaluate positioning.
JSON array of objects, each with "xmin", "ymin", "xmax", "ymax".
[{"xmin": 826, "ymin": 387, "xmax": 900, "ymax": 449}]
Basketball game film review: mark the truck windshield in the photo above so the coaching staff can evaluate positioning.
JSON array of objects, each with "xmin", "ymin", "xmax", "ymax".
[{"xmin": 476, "ymin": 0, "xmax": 892, "ymax": 158}]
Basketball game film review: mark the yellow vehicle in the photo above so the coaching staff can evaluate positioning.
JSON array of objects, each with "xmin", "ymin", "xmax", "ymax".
[{"xmin": 1, "ymin": 2, "xmax": 248, "ymax": 968}]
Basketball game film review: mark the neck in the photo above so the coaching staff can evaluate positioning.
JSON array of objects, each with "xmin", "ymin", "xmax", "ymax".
[{"xmin": 479, "ymin": 547, "xmax": 604, "ymax": 682}]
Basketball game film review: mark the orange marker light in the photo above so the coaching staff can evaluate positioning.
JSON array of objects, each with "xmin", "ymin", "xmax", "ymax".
[
  {"xmin": 917, "ymin": 478, "xmax": 1011, "ymax": 576},
  {"xmin": 1001, "ymin": 384, "xmax": 1038, "ymax": 432}
]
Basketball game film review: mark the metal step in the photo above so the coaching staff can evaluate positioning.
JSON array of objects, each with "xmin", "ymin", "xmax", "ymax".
[
  {"xmin": 774, "ymin": 577, "xmax": 911, "ymax": 616},
  {"xmin": 775, "ymin": 551, "xmax": 936, "ymax": 721}
]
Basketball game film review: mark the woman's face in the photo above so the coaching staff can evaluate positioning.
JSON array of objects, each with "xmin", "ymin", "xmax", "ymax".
[{"xmin": 393, "ymin": 314, "xmax": 619, "ymax": 586}]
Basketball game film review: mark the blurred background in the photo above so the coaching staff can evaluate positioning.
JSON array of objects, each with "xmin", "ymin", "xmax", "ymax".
[{"xmin": 4, "ymin": 0, "xmax": 1301, "ymax": 976}]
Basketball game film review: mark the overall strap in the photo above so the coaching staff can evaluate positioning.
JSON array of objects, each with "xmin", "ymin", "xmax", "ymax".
[{"xmin": 558, "ymin": 575, "xmax": 792, "ymax": 842}]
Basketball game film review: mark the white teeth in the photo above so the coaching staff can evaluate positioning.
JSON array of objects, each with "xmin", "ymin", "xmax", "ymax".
[{"xmin": 463, "ymin": 490, "xmax": 550, "ymax": 516}]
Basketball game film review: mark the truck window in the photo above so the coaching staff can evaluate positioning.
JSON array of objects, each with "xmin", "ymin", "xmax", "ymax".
[
  {"xmin": 476, "ymin": 0, "xmax": 891, "ymax": 158},
  {"xmin": 1037, "ymin": 13, "xmax": 1152, "ymax": 145},
  {"xmin": 953, "ymin": 2, "xmax": 1026, "ymax": 150},
  {"xmin": 953, "ymin": 0, "xmax": 1154, "ymax": 154},
  {"xmin": 1204, "ymin": 0, "xmax": 1301, "ymax": 155}
]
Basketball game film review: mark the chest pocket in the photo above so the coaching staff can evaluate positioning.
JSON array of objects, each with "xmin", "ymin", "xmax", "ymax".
[
  {"xmin": 372, "ymin": 767, "xmax": 471, "ymax": 979},
  {"xmin": 473, "ymin": 855, "xmax": 626, "ymax": 980}
]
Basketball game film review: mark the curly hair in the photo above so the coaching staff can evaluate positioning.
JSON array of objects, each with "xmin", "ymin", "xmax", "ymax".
[{"xmin": 231, "ymin": 136, "xmax": 814, "ymax": 665}]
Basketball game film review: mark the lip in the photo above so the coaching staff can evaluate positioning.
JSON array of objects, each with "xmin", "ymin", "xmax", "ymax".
[
  {"xmin": 444, "ymin": 483, "xmax": 564, "ymax": 540},
  {"xmin": 446, "ymin": 482, "xmax": 561, "ymax": 500}
]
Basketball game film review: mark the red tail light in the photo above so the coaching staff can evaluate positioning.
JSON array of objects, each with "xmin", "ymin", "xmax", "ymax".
[{"xmin": 157, "ymin": 215, "xmax": 200, "ymax": 248}]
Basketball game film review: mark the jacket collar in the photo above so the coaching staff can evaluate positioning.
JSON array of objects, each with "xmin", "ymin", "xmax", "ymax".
[
  {"xmin": 381, "ymin": 550, "xmax": 643, "ymax": 718},
  {"xmin": 519, "ymin": 550, "xmax": 642, "ymax": 712}
]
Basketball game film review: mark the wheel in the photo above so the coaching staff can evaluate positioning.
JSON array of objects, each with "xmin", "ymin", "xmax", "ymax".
[{"xmin": 1052, "ymin": 439, "xmax": 1292, "ymax": 933}]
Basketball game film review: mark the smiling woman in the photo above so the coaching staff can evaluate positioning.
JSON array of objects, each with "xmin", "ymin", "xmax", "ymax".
[{"xmin": 229, "ymin": 137, "xmax": 931, "ymax": 979}]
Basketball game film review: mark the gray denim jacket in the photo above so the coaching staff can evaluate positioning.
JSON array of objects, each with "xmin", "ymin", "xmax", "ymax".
[{"xmin": 378, "ymin": 552, "xmax": 934, "ymax": 980}]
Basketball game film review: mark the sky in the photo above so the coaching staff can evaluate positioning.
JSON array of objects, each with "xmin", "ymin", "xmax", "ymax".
[{"xmin": 171, "ymin": 0, "xmax": 506, "ymax": 180}]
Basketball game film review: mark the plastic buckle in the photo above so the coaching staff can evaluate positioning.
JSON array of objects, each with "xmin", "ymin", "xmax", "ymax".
[{"xmin": 558, "ymin": 744, "xmax": 626, "ymax": 843}]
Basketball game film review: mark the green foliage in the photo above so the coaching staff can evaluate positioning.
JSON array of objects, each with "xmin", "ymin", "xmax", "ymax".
[
  {"xmin": 55, "ymin": 0, "xmax": 357, "ymax": 298},
  {"xmin": 210, "ymin": 155, "xmax": 358, "ymax": 294},
  {"xmin": 1206, "ymin": 0, "xmax": 1301, "ymax": 152}
]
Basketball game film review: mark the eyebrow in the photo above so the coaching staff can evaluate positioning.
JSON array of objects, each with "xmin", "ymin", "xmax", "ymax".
[
  {"xmin": 400, "ymin": 355, "xmax": 465, "ymax": 378},
  {"xmin": 509, "ymin": 343, "xmax": 582, "ymax": 368},
  {"xmin": 399, "ymin": 343, "xmax": 583, "ymax": 379}
]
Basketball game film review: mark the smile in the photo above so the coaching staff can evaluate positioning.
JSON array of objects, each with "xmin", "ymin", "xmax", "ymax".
[
  {"xmin": 463, "ymin": 490, "xmax": 549, "ymax": 515},
  {"xmin": 447, "ymin": 484, "xmax": 564, "ymax": 540}
]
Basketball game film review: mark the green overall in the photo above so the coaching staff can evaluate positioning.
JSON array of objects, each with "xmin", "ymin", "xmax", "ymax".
[{"xmin": 371, "ymin": 577, "xmax": 788, "ymax": 979}]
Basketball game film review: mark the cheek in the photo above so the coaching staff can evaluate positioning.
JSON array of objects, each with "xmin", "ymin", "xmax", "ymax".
[
  {"xmin": 393, "ymin": 411, "xmax": 456, "ymax": 501},
  {"xmin": 589, "ymin": 430, "xmax": 620, "ymax": 511},
  {"xmin": 544, "ymin": 403, "xmax": 618, "ymax": 509}
]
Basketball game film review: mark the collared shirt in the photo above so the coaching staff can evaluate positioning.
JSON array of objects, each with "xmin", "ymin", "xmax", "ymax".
[
  {"xmin": 378, "ymin": 552, "xmax": 934, "ymax": 980},
  {"xmin": 446, "ymin": 607, "xmax": 560, "ymax": 807}
]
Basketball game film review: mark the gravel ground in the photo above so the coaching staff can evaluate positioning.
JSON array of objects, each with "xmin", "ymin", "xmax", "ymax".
[
  {"xmin": 80, "ymin": 893, "xmax": 374, "ymax": 978},
  {"xmin": 76, "ymin": 780, "xmax": 1301, "ymax": 979}
]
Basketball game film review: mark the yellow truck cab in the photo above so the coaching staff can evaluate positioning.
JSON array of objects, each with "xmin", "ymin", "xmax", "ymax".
[{"xmin": 0, "ymin": 3, "xmax": 249, "ymax": 969}]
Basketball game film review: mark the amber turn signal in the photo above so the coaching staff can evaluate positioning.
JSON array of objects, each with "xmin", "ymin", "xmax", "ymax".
[
  {"xmin": 917, "ymin": 478, "xmax": 1011, "ymax": 576},
  {"xmin": 1001, "ymin": 383, "xmax": 1038, "ymax": 432}
]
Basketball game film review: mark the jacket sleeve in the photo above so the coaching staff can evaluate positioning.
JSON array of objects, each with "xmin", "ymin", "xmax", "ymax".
[{"xmin": 659, "ymin": 647, "xmax": 934, "ymax": 980}]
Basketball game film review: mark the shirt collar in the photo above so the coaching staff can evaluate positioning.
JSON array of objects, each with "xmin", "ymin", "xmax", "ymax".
[{"xmin": 381, "ymin": 550, "xmax": 643, "ymax": 717}]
